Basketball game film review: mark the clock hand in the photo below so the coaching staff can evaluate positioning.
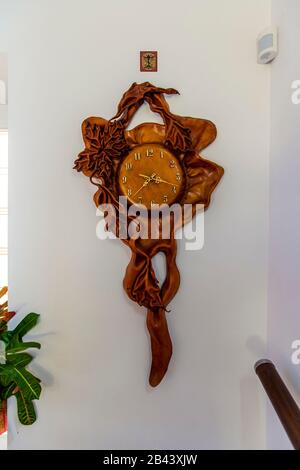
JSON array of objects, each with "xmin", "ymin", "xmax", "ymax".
[
  {"xmin": 139, "ymin": 173, "xmax": 178, "ymax": 187},
  {"xmin": 153, "ymin": 176, "xmax": 178, "ymax": 187},
  {"xmin": 139, "ymin": 173, "xmax": 157, "ymax": 181},
  {"xmin": 133, "ymin": 179, "xmax": 150, "ymax": 197}
]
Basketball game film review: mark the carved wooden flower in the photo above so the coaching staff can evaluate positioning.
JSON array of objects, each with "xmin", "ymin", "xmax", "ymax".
[{"xmin": 74, "ymin": 119, "xmax": 129, "ymax": 186}]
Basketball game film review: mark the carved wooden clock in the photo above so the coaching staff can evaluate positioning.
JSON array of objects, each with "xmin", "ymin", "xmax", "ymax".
[{"xmin": 74, "ymin": 83, "xmax": 224, "ymax": 387}]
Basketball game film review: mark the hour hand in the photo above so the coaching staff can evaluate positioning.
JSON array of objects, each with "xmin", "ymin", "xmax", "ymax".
[{"xmin": 139, "ymin": 173, "xmax": 156, "ymax": 181}]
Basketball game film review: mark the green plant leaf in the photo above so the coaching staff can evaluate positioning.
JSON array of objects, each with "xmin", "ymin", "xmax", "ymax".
[
  {"xmin": 1, "ymin": 312, "xmax": 41, "ymax": 355},
  {"xmin": 0, "ymin": 376, "xmax": 12, "ymax": 387},
  {"xmin": 6, "ymin": 352, "xmax": 33, "ymax": 368},
  {"xmin": 15, "ymin": 390, "xmax": 36, "ymax": 425},
  {"xmin": 13, "ymin": 368, "xmax": 41, "ymax": 400},
  {"xmin": 11, "ymin": 313, "xmax": 40, "ymax": 339},
  {"xmin": 0, "ymin": 307, "xmax": 42, "ymax": 428},
  {"xmin": 2, "ymin": 382, "xmax": 16, "ymax": 399},
  {"xmin": 0, "ymin": 369, "xmax": 12, "ymax": 387},
  {"xmin": 0, "ymin": 331, "xmax": 13, "ymax": 346},
  {"xmin": 0, "ymin": 366, "xmax": 41, "ymax": 400},
  {"xmin": 6, "ymin": 341, "xmax": 41, "ymax": 354}
]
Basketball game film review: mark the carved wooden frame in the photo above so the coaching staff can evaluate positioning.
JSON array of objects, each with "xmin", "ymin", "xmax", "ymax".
[{"xmin": 74, "ymin": 82, "xmax": 224, "ymax": 386}]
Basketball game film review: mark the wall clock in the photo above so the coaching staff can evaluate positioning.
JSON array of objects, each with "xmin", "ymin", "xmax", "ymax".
[{"xmin": 74, "ymin": 82, "xmax": 224, "ymax": 387}]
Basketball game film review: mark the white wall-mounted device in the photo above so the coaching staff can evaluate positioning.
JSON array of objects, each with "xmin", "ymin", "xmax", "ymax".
[{"xmin": 257, "ymin": 27, "xmax": 278, "ymax": 64}]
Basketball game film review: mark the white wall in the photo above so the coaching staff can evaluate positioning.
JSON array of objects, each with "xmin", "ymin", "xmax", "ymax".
[
  {"xmin": 0, "ymin": 53, "xmax": 8, "ymax": 127},
  {"xmin": 268, "ymin": 0, "xmax": 300, "ymax": 450},
  {"xmin": 3, "ymin": 0, "xmax": 270, "ymax": 449},
  {"xmin": 0, "ymin": 0, "xmax": 9, "ymax": 128}
]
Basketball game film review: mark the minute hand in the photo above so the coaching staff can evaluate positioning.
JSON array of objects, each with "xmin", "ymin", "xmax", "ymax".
[
  {"xmin": 154, "ymin": 176, "xmax": 178, "ymax": 187},
  {"xmin": 133, "ymin": 179, "xmax": 150, "ymax": 197}
]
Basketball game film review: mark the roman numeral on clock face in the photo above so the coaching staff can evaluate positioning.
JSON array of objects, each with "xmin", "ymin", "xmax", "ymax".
[{"xmin": 125, "ymin": 162, "xmax": 133, "ymax": 171}]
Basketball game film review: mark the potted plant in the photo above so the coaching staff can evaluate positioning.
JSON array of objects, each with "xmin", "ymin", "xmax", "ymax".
[{"xmin": 0, "ymin": 287, "xmax": 42, "ymax": 434}]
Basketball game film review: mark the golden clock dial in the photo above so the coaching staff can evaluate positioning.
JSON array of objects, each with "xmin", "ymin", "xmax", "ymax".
[{"xmin": 117, "ymin": 144, "xmax": 185, "ymax": 209}]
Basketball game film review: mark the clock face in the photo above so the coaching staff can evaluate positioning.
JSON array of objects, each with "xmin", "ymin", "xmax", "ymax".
[{"xmin": 117, "ymin": 144, "xmax": 185, "ymax": 209}]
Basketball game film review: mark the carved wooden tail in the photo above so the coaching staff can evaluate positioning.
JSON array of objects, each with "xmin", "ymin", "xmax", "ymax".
[{"xmin": 147, "ymin": 308, "xmax": 172, "ymax": 387}]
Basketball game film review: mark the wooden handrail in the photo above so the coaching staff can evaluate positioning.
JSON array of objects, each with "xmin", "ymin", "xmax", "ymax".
[{"xmin": 255, "ymin": 359, "xmax": 300, "ymax": 450}]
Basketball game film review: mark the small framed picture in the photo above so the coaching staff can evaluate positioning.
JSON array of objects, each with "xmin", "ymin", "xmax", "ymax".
[{"xmin": 140, "ymin": 51, "xmax": 158, "ymax": 72}]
